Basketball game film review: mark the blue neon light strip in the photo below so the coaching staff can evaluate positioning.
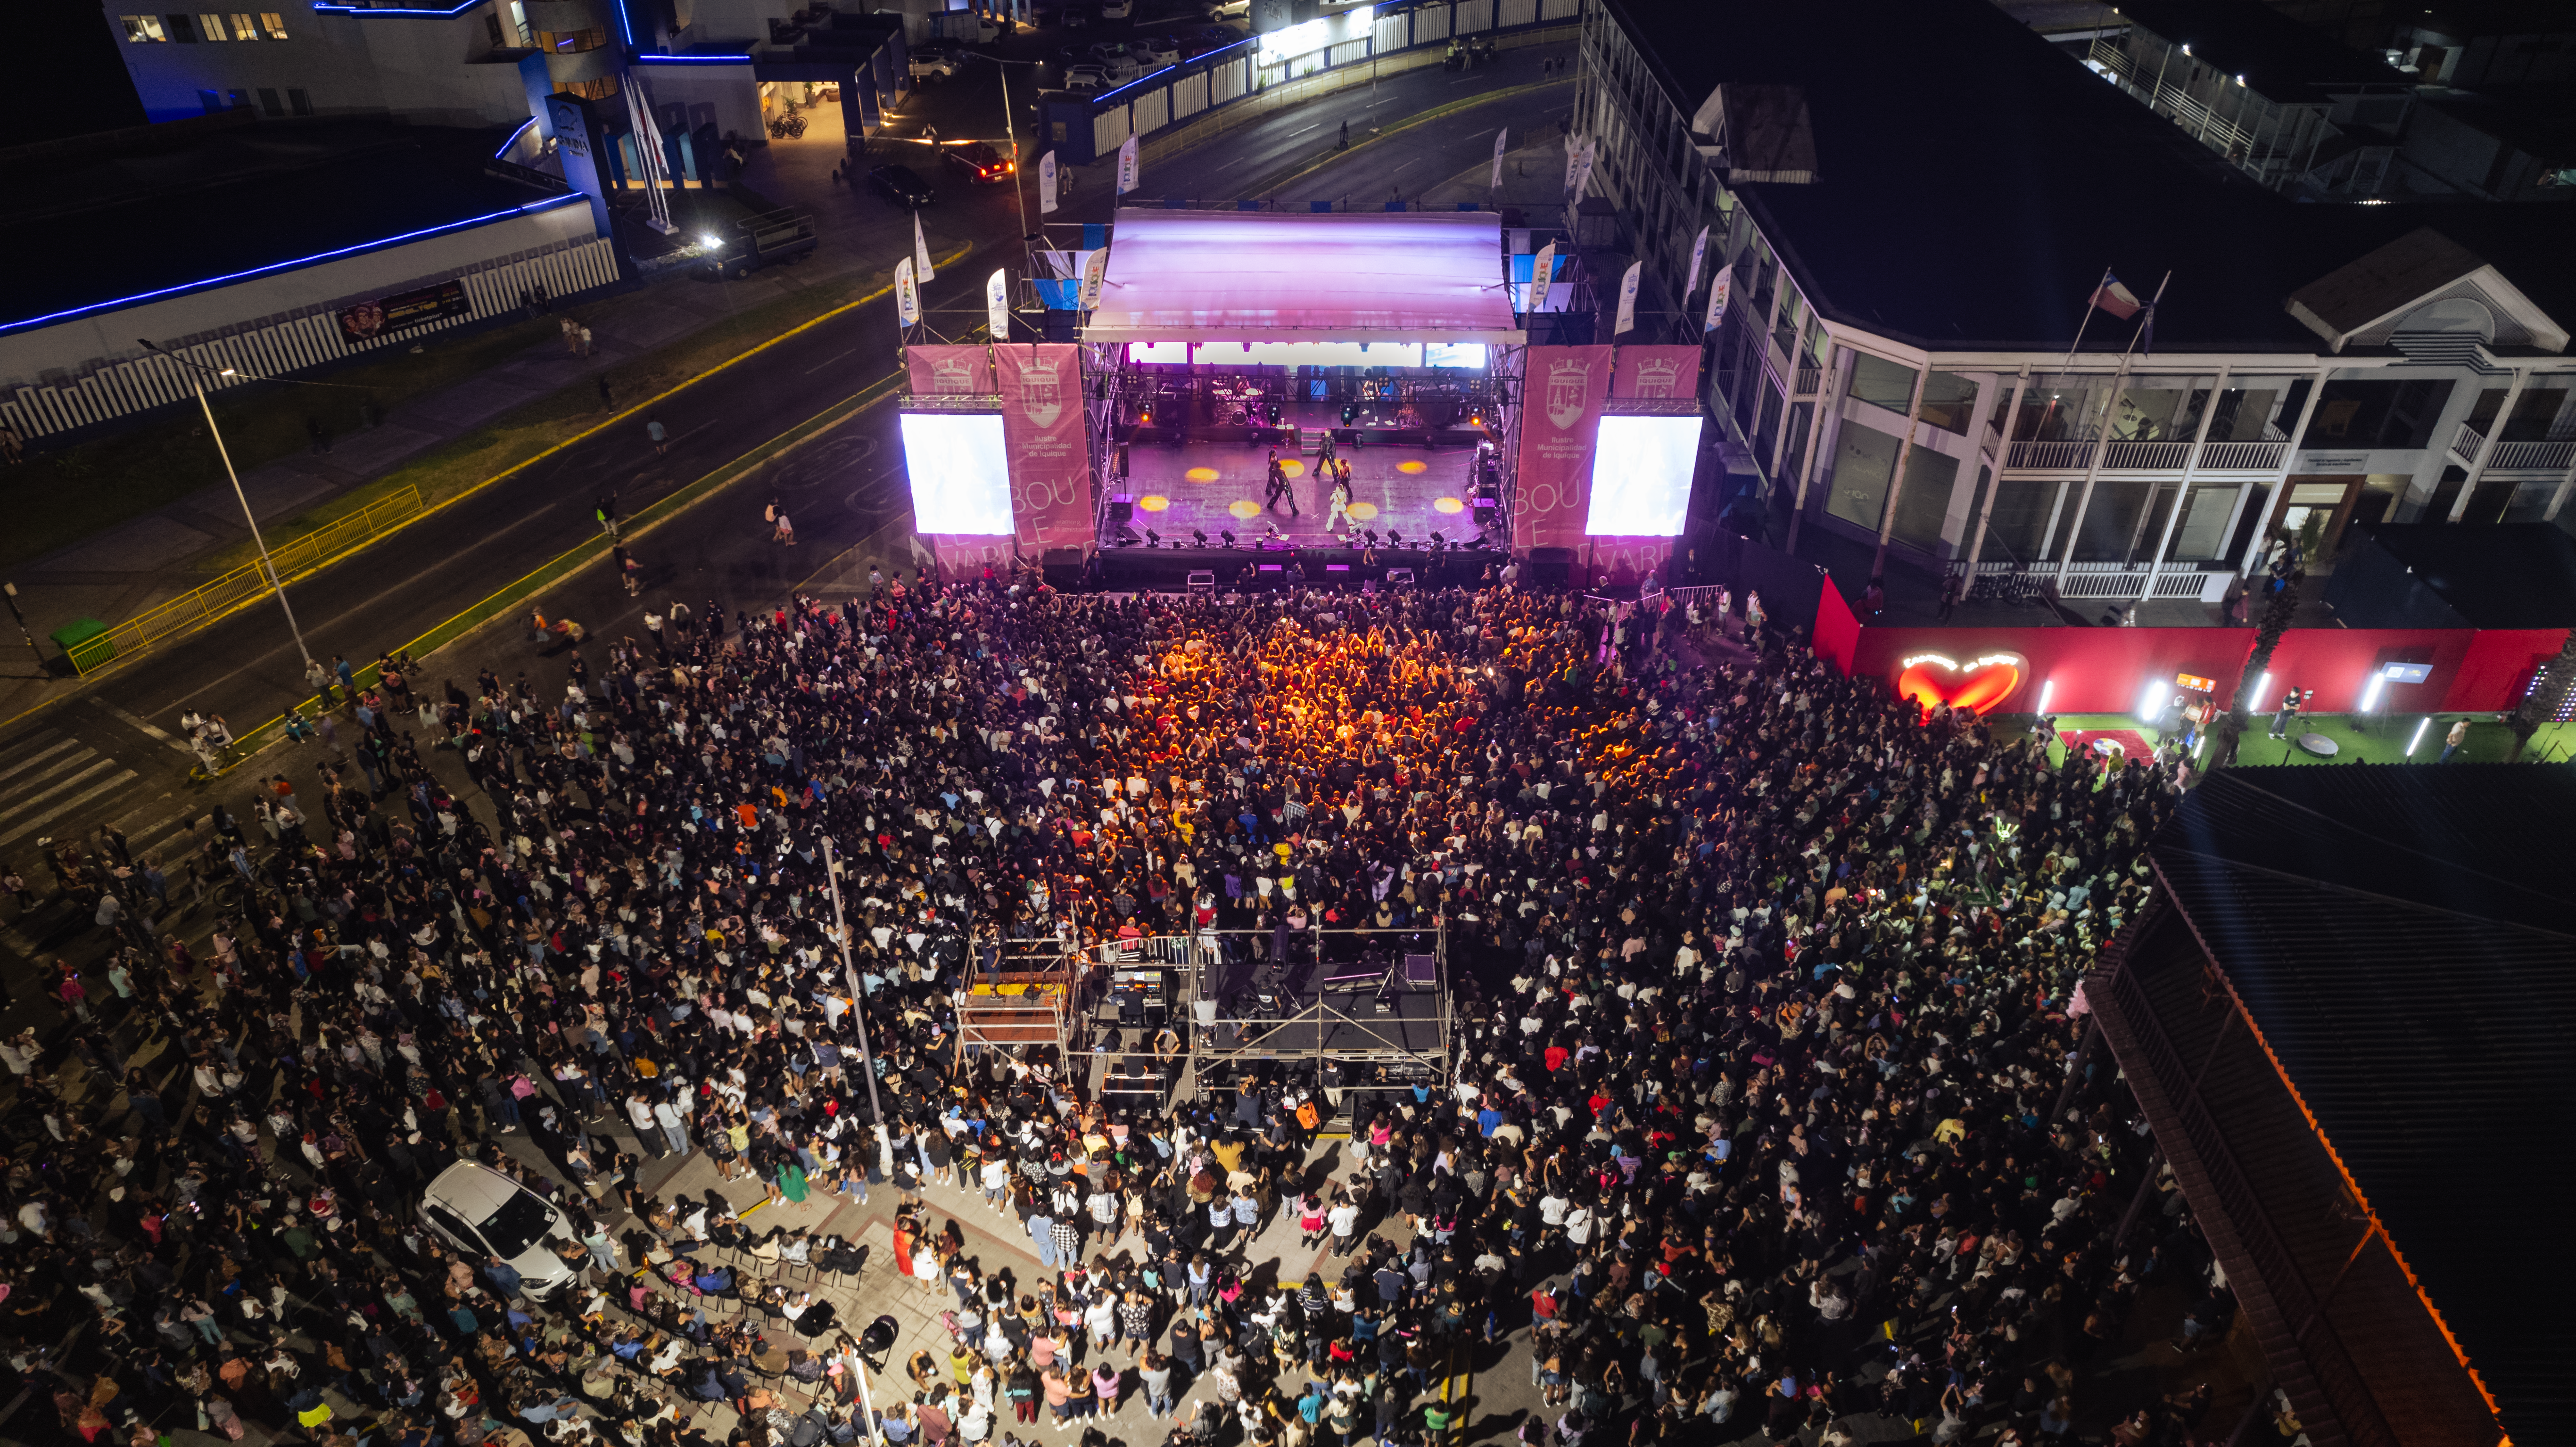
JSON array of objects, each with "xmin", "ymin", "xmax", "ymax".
[
  {"xmin": 634, "ymin": 53, "xmax": 751, "ymax": 63},
  {"xmin": 612, "ymin": 0, "xmax": 633, "ymax": 46},
  {"xmin": 0, "ymin": 196, "xmax": 583, "ymax": 336},
  {"xmin": 1094, "ymin": 36, "xmax": 1255, "ymax": 104},
  {"xmin": 309, "ymin": 0, "xmax": 484, "ymax": 14},
  {"xmin": 493, "ymin": 116, "xmax": 536, "ymax": 159}
]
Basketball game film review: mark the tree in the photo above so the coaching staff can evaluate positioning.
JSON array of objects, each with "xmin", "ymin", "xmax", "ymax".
[
  {"xmin": 2505, "ymin": 630, "xmax": 2576, "ymax": 762},
  {"xmin": 2208, "ymin": 572, "xmax": 2302, "ymax": 774}
]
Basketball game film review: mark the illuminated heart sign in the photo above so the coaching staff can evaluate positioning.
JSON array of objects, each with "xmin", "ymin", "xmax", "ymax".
[{"xmin": 1894, "ymin": 652, "xmax": 2026, "ymax": 717}]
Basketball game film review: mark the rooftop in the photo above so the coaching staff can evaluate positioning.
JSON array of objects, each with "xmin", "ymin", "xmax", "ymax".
[
  {"xmin": 1602, "ymin": 0, "xmax": 2576, "ymax": 355},
  {"xmin": 2102, "ymin": 0, "xmax": 2412, "ymax": 96},
  {"xmin": 2147, "ymin": 765, "xmax": 2576, "ymax": 1444},
  {"xmin": 1082, "ymin": 210, "xmax": 1521, "ymax": 346},
  {"xmin": 0, "ymin": 115, "xmax": 542, "ymax": 334}
]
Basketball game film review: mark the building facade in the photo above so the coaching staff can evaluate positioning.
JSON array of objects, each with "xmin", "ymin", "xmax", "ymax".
[{"xmin": 1572, "ymin": 0, "xmax": 2576, "ymax": 603}]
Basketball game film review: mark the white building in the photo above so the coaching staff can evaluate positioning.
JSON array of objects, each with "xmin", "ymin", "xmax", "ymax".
[{"xmin": 1574, "ymin": 0, "xmax": 2576, "ymax": 603}]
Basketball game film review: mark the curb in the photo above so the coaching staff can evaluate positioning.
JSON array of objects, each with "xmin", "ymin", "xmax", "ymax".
[{"xmin": 1247, "ymin": 78, "xmax": 1569, "ymax": 201}]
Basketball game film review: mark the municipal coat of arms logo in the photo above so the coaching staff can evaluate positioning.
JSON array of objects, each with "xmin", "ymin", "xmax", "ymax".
[{"xmin": 1545, "ymin": 358, "xmax": 1593, "ymax": 430}]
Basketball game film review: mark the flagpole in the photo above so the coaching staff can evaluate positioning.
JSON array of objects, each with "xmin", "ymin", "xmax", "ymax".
[
  {"xmin": 2060, "ymin": 266, "xmax": 2111, "ymax": 370},
  {"xmin": 2051, "ymin": 270, "xmax": 2171, "ymax": 590}
]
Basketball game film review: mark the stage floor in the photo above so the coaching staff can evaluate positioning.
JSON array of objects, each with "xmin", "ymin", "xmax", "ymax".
[{"xmin": 1116, "ymin": 404, "xmax": 1492, "ymax": 549}]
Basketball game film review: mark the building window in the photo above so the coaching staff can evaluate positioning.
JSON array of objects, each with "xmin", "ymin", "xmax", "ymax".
[
  {"xmin": 258, "ymin": 10, "xmax": 287, "ymax": 39},
  {"xmin": 228, "ymin": 88, "xmax": 250, "ymax": 109},
  {"xmin": 540, "ymin": 26, "xmax": 604, "ymax": 53},
  {"xmin": 258, "ymin": 86, "xmax": 282, "ymax": 115},
  {"xmin": 198, "ymin": 13, "xmax": 226, "ymax": 39},
  {"xmin": 288, "ymin": 87, "xmax": 312, "ymax": 115},
  {"xmin": 198, "ymin": 89, "xmax": 224, "ymax": 112},
  {"xmin": 122, "ymin": 14, "xmax": 168, "ymax": 40},
  {"xmin": 554, "ymin": 75, "xmax": 618, "ymax": 101},
  {"xmin": 165, "ymin": 13, "xmax": 198, "ymax": 41},
  {"xmin": 228, "ymin": 12, "xmax": 256, "ymax": 39}
]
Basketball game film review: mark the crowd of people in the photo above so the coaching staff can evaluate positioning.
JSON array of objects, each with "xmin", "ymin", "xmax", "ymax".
[{"xmin": 0, "ymin": 567, "xmax": 2234, "ymax": 1447}]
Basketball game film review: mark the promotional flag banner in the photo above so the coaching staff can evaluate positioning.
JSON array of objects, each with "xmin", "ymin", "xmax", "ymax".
[
  {"xmin": 1491, "ymin": 127, "xmax": 1507, "ymax": 189},
  {"xmin": 1562, "ymin": 136, "xmax": 1584, "ymax": 191},
  {"xmin": 913, "ymin": 214, "xmax": 935, "ymax": 284},
  {"xmin": 1569, "ymin": 141, "xmax": 1595, "ymax": 199},
  {"xmin": 1684, "ymin": 226, "xmax": 1709, "ymax": 299},
  {"xmin": 1614, "ymin": 261, "xmax": 1642, "ymax": 337},
  {"xmin": 1040, "ymin": 151, "xmax": 1059, "ymax": 214},
  {"xmin": 1705, "ymin": 266, "xmax": 1731, "ymax": 331},
  {"xmin": 987, "ymin": 269, "xmax": 1011, "ymax": 344},
  {"xmin": 905, "ymin": 344, "xmax": 994, "ymax": 396},
  {"xmin": 1511, "ymin": 345, "xmax": 1615, "ymax": 552},
  {"xmin": 1116, "ymin": 134, "xmax": 1139, "ymax": 195},
  {"xmin": 993, "ymin": 343, "xmax": 1093, "ymax": 550},
  {"xmin": 1527, "ymin": 242, "xmax": 1556, "ymax": 315},
  {"xmin": 895, "ymin": 259, "xmax": 919, "ymax": 327},
  {"xmin": 1080, "ymin": 247, "xmax": 1109, "ymax": 310}
]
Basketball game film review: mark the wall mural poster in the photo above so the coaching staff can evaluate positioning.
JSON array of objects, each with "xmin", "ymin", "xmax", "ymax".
[
  {"xmin": 993, "ymin": 343, "xmax": 1094, "ymax": 551},
  {"xmin": 338, "ymin": 279, "xmax": 468, "ymax": 344}
]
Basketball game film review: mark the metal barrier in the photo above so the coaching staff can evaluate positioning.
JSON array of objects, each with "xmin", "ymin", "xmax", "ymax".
[{"xmin": 69, "ymin": 485, "xmax": 426, "ymax": 677}]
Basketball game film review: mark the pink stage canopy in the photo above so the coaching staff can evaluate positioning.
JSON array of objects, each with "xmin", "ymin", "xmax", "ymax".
[{"xmin": 1080, "ymin": 210, "xmax": 1524, "ymax": 347}]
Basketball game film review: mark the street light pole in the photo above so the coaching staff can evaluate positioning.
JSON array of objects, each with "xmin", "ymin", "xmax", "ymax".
[
  {"xmin": 819, "ymin": 834, "xmax": 892, "ymax": 1169},
  {"xmin": 985, "ymin": 55, "xmax": 1035, "ymax": 242},
  {"xmin": 142, "ymin": 340, "xmax": 315, "ymax": 672}
]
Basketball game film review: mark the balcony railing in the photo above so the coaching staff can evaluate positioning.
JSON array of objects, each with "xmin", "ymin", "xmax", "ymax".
[
  {"xmin": 1793, "ymin": 366, "xmax": 1821, "ymax": 396},
  {"xmin": 2102, "ymin": 439, "xmax": 2194, "ymax": 470},
  {"xmin": 2490, "ymin": 438, "xmax": 2576, "ymax": 472},
  {"xmin": 2197, "ymin": 440, "xmax": 2287, "ymax": 471},
  {"xmin": 2450, "ymin": 421, "xmax": 2485, "ymax": 464},
  {"xmin": 2006, "ymin": 439, "xmax": 2096, "ymax": 470}
]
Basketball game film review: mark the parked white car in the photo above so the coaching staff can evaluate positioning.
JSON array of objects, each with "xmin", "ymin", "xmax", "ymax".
[
  {"xmin": 420, "ymin": 1162, "xmax": 578, "ymax": 1299},
  {"xmin": 1099, "ymin": 0, "xmax": 1133, "ymax": 17},
  {"xmin": 1062, "ymin": 63, "xmax": 1110, "ymax": 91},
  {"xmin": 1134, "ymin": 37, "xmax": 1181, "ymax": 67}
]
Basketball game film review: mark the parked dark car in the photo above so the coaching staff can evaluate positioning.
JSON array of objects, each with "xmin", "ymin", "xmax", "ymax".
[
  {"xmin": 940, "ymin": 140, "xmax": 1015, "ymax": 184},
  {"xmin": 868, "ymin": 164, "xmax": 935, "ymax": 208}
]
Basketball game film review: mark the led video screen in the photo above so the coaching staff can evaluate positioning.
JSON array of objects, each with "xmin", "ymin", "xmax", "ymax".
[
  {"xmin": 1584, "ymin": 414, "xmax": 1701, "ymax": 535},
  {"xmin": 899, "ymin": 411, "xmax": 1014, "ymax": 535}
]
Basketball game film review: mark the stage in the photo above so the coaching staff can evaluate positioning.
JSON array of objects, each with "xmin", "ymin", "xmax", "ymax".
[{"xmin": 1111, "ymin": 401, "xmax": 1501, "ymax": 551}]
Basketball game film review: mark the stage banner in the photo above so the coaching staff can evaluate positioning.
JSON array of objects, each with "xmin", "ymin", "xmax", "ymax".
[
  {"xmin": 1684, "ymin": 225, "xmax": 1709, "ymax": 299},
  {"xmin": 1613, "ymin": 261, "xmax": 1642, "ymax": 337},
  {"xmin": 1040, "ymin": 151, "xmax": 1059, "ymax": 214},
  {"xmin": 1612, "ymin": 345, "xmax": 1701, "ymax": 399},
  {"xmin": 914, "ymin": 214, "xmax": 936, "ymax": 283},
  {"xmin": 905, "ymin": 344, "xmax": 995, "ymax": 397},
  {"xmin": 986, "ymin": 269, "xmax": 1011, "ymax": 343},
  {"xmin": 1511, "ymin": 344, "xmax": 1613, "ymax": 553},
  {"xmin": 994, "ymin": 343, "xmax": 1093, "ymax": 551}
]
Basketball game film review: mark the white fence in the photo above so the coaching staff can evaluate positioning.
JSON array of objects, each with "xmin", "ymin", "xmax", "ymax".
[{"xmin": 3, "ymin": 236, "xmax": 621, "ymax": 442}]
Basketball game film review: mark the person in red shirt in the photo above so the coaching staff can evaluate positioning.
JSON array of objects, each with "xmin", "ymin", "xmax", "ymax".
[{"xmin": 1543, "ymin": 1041, "xmax": 1570, "ymax": 1073}]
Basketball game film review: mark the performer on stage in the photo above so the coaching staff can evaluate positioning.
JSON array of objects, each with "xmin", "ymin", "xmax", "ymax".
[
  {"xmin": 1263, "ymin": 450, "xmax": 1300, "ymax": 517},
  {"xmin": 1326, "ymin": 471, "xmax": 1353, "ymax": 534}
]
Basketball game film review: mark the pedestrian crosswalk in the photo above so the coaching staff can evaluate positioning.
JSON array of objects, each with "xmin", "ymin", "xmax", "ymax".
[{"xmin": 0, "ymin": 719, "xmax": 198, "ymax": 870}]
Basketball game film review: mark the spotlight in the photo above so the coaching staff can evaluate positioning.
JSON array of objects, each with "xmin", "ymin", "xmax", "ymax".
[
  {"xmin": 1362, "ymin": 530, "xmax": 1379, "ymax": 546},
  {"xmin": 1386, "ymin": 528, "xmax": 1404, "ymax": 545},
  {"xmin": 1341, "ymin": 403, "xmax": 1356, "ymax": 424},
  {"xmin": 1221, "ymin": 529, "xmax": 1237, "ymax": 547},
  {"xmin": 1192, "ymin": 529, "xmax": 1209, "ymax": 548},
  {"xmin": 1429, "ymin": 531, "xmax": 1445, "ymax": 547},
  {"xmin": 1146, "ymin": 529, "xmax": 1163, "ymax": 548}
]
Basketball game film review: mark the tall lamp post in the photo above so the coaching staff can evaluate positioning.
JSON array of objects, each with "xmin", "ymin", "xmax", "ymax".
[
  {"xmin": 139, "ymin": 338, "xmax": 316, "ymax": 672},
  {"xmin": 970, "ymin": 53, "xmax": 1044, "ymax": 242}
]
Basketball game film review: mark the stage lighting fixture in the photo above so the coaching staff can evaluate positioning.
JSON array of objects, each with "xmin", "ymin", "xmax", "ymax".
[
  {"xmin": 1387, "ymin": 528, "xmax": 1404, "ymax": 545},
  {"xmin": 1429, "ymin": 531, "xmax": 1445, "ymax": 547},
  {"xmin": 1341, "ymin": 403, "xmax": 1357, "ymax": 424},
  {"xmin": 1192, "ymin": 529, "xmax": 1209, "ymax": 547},
  {"xmin": 1362, "ymin": 529, "xmax": 1379, "ymax": 545},
  {"xmin": 1221, "ymin": 530, "xmax": 1237, "ymax": 546},
  {"xmin": 1146, "ymin": 530, "xmax": 1163, "ymax": 547}
]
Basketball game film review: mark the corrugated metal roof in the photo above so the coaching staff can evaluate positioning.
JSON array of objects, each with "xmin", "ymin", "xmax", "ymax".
[{"xmin": 2144, "ymin": 765, "xmax": 2576, "ymax": 1445}]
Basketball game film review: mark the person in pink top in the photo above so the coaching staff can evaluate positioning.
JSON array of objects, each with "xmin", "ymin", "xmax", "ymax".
[{"xmin": 1091, "ymin": 1362, "xmax": 1121, "ymax": 1416}]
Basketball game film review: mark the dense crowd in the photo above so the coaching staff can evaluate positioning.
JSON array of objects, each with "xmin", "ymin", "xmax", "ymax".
[{"xmin": 0, "ymin": 570, "xmax": 2231, "ymax": 1447}]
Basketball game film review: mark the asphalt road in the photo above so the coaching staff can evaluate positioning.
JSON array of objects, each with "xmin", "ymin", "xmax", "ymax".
[{"xmin": 0, "ymin": 40, "xmax": 1575, "ymax": 981}]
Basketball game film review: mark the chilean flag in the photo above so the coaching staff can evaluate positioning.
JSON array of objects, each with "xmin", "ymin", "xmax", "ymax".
[{"xmin": 2090, "ymin": 271, "xmax": 2144, "ymax": 319}]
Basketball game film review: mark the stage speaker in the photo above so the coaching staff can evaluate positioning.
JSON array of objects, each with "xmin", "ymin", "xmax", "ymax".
[
  {"xmin": 1115, "ymin": 443, "xmax": 1131, "ymax": 478},
  {"xmin": 1107, "ymin": 495, "xmax": 1134, "ymax": 524},
  {"xmin": 1527, "ymin": 546, "xmax": 1575, "ymax": 588},
  {"xmin": 1042, "ymin": 547, "xmax": 1085, "ymax": 589}
]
